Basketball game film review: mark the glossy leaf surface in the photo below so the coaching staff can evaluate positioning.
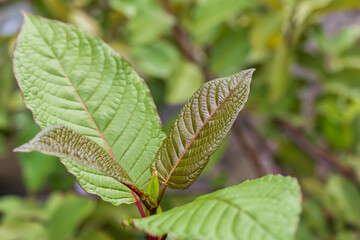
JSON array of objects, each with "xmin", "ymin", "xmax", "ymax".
[
  {"xmin": 151, "ymin": 69, "xmax": 254, "ymax": 189},
  {"xmin": 13, "ymin": 14, "xmax": 165, "ymax": 205},
  {"xmin": 15, "ymin": 125, "xmax": 136, "ymax": 189},
  {"xmin": 130, "ymin": 175, "xmax": 302, "ymax": 240}
]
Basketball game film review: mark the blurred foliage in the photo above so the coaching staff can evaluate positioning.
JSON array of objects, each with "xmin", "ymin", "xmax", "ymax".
[
  {"xmin": 0, "ymin": 193, "xmax": 146, "ymax": 240},
  {"xmin": 1, "ymin": 0, "xmax": 360, "ymax": 239}
]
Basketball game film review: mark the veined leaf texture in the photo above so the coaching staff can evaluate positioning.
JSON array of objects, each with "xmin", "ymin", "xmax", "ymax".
[
  {"xmin": 131, "ymin": 175, "xmax": 301, "ymax": 240},
  {"xmin": 14, "ymin": 14, "xmax": 165, "ymax": 205},
  {"xmin": 151, "ymin": 69, "xmax": 254, "ymax": 189}
]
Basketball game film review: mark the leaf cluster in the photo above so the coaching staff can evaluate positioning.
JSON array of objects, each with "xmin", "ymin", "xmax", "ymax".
[{"xmin": 12, "ymin": 13, "xmax": 301, "ymax": 239}]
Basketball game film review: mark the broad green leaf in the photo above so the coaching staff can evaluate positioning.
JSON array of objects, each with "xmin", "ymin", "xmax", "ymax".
[
  {"xmin": 14, "ymin": 125, "xmax": 137, "ymax": 190},
  {"xmin": 186, "ymin": 0, "xmax": 258, "ymax": 42},
  {"xmin": 0, "ymin": 222, "xmax": 47, "ymax": 240},
  {"xmin": 42, "ymin": 0, "xmax": 68, "ymax": 20},
  {"xmin": 109, "ymin": 0, "xmax": 140, "ymax": 17},
  {"xmin": 268, "ymin": 42, "xmax": 293, "ymax": 103},
  {"xmin": 0, "ymin": 196, "xmax": 46, "ymax": 225},
  {"xmin": 110, "ymin": 0, "xmax": 173, "ymax": 44},
  {"xmin": 151, "ymin": 69, "xmax": 254, "ymax": 189},
  {"xmin": 323, "ymin": 175, "xmax": 360, "ymax": 227},
  {"xmin": 131, "ymin": 40, "xmax": 181, "ymax": 79},
  {"xmin": 13, "ymin": 14, "xmax": 165, "ymax": 205},
  {"xmin": 67, "ymin": 9, "xmax": 102, "ymax": 37},
  {"xmin": 46, "ymin": 194, "xmax": 95, "ymax": 240},
  {"xmin": 210, "ymin": 28, "xmax": 250, "ymax": 76},
  {"xmin": 301, "ymin": 200, "xmax": 328, "ymax": 238},
  {"xmin": 129, "ymin": 175, "xmax": 302, "ymax": 240},
  {"xmin": 78, "ymin": 229, "xmax": 115, "ymax": 240},
  {"xmin": 249, "ymin": 13, "xmax": 284, "ymax": 60},
  {"xmin": 293, "ymin": 0, "xmax": 334, "ymax": 28}
]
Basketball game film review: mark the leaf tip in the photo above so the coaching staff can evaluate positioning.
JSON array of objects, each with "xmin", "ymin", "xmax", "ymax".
[
  {"xmin": 245, "ymin": 68, "xmax": 255, "ymax": 81},
  {"xmin": 21, "ymin": 11, "xmax": 33, "ymax": 21},
  {"xmin": 13, "ymin": 144, "xmax": 31, "ymax": 153}
]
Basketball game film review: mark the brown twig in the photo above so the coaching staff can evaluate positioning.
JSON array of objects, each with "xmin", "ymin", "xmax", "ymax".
[
  {"xmin": 240, "ymin": 115, "xmax": 283, "ymax": 174},
  {"xmin": 276, "ymin": 119, "xmax": 360, "ymax": 184},
  {"xmin": 233, "ymin": 120, "xmax": 267, "ymax": 177},
  {"xmin": 159, "ymin": 0, "xmax": 197, "ymax": 62},
  {"xmin": 159, "ymin": 0, "xmax": 213, "ymax": 81}
]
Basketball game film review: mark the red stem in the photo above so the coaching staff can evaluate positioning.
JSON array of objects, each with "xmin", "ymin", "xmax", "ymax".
[
  {"xmin": 131, "ymin": 190, "xmax": 146, "ymax": 218},
  {"xmin": 131, "ymin": 191, "xmax": 158, "ymax": 240}
]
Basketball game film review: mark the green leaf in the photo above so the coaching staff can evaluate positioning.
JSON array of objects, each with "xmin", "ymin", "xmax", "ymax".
[
  {"xmin": 15, "ymin": 125, "xmax": 137, "ymax": 190},
  {"xmin": 0, "ymin": 222, "xmax": 47, "ymax": 240},
  {"xmin": 129, "ymin": 175, "xmax": 302, "ymax": 240},
  {"xmin": 146, "ymin": 171, "xmax": 159, "ymax": 203},
  {"xmin": 249, "ymin": 12, "xmax": 284, "ymax": 60},
  {"xmin": 78, "ymin": 229, "xmax": 115, "ymax": 240},
  {"xmin": 68, "ymin": 9, "xmax": 102, "ymax": 37},
  {"xmin": 268, "ymin": 42, "xmax": 293, "ymax": 103},
  {"xmin": 210, "ymin": 28, "xmax": 250, "ymax": 76},
  {"xmin": 186, "ymin": 0, "xmax": 258, "ymax": 42},
  {"xmin": 323, "ymin": 175, "xmax": 360, "ymax": 227},
  {"xmin": 131, "ymin": 40, "xmax": 181, "ymax": 79},
  {"xmin": 110, "ymin": 0, "xmax": 173, "ymax": 44},
  {"xmin": 151, "ymin": 69, "xmax": 254, "ymax": 189},
  {"xmin": 46, "ymin": 194, "xmax": 96, "ymax": 240},
  {"xmin": 13, "ymin": 14, "xmax": 165, "ymax": 205}
]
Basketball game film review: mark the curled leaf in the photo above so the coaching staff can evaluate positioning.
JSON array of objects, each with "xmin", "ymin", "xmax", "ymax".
[{"xmin": 15, "ymin": 125, "xmax": 136, "ymax": 189}]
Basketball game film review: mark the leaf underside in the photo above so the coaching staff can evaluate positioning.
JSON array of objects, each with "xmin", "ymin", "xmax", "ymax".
[
  {"xmin": 14, "ymin": 14, "xmax": 165, "ymax": 205},
  {"xmin": 151, "ymin": 69, "xmax": 254, "ymax": 189},
  {"xmin": 14, "ymin": 125, "xmax": 136, "ymax": 188},
  {"xmin": 131, "ymin": 175, "xmax": 302, "ymax": 240}
]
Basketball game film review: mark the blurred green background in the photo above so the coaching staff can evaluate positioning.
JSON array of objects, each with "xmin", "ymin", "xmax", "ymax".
[{"xmin": 1, "ymin": 0, "xmax": 360, "ymax": 239}]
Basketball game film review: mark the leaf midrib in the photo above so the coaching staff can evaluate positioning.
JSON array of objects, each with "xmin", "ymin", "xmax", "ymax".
[{"xmin": 164, "ymin": 73, "xmax": 250, "ymax": 186}]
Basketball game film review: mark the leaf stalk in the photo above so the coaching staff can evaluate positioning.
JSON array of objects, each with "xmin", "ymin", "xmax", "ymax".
[{"xmin": 157, "ymin": 184, "xmax": 167, "ymax": 206}]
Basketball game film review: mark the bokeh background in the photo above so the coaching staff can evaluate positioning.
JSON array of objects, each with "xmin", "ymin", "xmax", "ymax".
[{"xmin": 1, "ymin": 0, "xmax": 360, "ymax": 239}]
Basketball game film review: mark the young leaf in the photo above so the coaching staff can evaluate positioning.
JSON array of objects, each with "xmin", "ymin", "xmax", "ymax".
[
  {"xmin": 151, "ymin": 69, "xmax": 254, "ymax": 189},
  {"xmin": 146, "ymin": 171, "xmax": 159, "ymax": 203},
  {"xmin": 14, "ymin": 125, "xmax": 137, "ymax": 189},
  {"xmin": 13, "ymin": 14, "xmax": 165, "ymax": 205},
  {"xmin": 128, "ymin": 175, "xmax": 302, "ymax": 240}
]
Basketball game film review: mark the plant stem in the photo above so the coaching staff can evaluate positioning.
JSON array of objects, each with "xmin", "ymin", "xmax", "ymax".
[
  {"xmin": 131, "ymin": 191, "xmax": 158, "ymax": 240},
  {"xmin": 131, "ymin": 190, "xmax": 146, "ymax": 218},
  {"xmin": 157, "ymin": 184, "xmax": 167, "ymax": 206}
]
